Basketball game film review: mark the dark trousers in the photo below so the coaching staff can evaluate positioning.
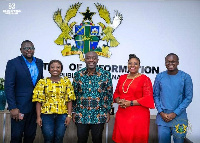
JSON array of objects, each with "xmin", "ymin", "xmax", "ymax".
[
  {"xmin": 10, "ymin": 111, "xmax": 37, "ymax": 143},
  {"xmin": 76, "ymin": 123, "xmax": 105, "ymax": 143}
]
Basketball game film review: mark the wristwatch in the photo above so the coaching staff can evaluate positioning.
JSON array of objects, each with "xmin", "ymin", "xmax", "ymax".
[
  {"xmin": 67, "ymin": 114, "xmax": 72, "ymax": 118},
  {"xmin": 130, "ymin": 101, "xmax": 134, "ymax": 106}
]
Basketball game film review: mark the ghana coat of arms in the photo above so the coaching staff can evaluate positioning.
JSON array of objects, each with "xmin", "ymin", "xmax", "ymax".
[{"xmin": 53, "ymin": 2, "xmax": 123, "ymax": 61}]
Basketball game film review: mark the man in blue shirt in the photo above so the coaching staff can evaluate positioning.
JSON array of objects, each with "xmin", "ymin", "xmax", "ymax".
[
  {"xmin": 72, "ymin": 51, "xmax": 113, "ymax": 143},
  {"xmin": 5, "ymin": 40, "xmax": 43, "ymax": 143},
  {"xmin": 153, "ymin": 53, "xmax": 193, "ymax": 143}
]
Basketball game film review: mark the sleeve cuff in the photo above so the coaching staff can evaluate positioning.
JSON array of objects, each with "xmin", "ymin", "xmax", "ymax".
[
  {"xmin": 158, "ymin": 107, "xmax": 163, "ymax": 114},
  {"xmin": 8, "ymin": 106, "xmax": 17, "ymax": 111},
  {"xmin": 173, "ymin": 109, "xmax": 180, "ymax": 116}
]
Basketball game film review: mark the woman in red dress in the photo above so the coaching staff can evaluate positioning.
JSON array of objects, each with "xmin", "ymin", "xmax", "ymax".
[{"xmin": 112, "ymin": 54, "xmax": 155, "ymax": 143}]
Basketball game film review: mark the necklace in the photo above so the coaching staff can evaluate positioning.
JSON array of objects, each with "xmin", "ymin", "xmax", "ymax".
[{"xmin": 122, "ymin": 73, "xmax": 139, "ymax": 94}]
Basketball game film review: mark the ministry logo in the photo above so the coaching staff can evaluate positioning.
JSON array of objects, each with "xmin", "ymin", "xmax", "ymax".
[
  {"xmin": 3, "ymin": 3, "xmax": 21, "ymax": 15},
  {"xmin": 53, "ymin": 3, "xmax": 123, "ymax": 61}
]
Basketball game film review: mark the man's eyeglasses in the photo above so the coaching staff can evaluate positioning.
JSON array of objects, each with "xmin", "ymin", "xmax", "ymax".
[{"xmin": 22, "ymin": 47, "xmax": 35, "ymax": 51}]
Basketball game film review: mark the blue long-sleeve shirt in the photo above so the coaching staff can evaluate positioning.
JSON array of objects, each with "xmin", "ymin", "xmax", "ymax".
[{"xmin": 153, "ymin": 70, "xmax": 193, "ymax": 127}]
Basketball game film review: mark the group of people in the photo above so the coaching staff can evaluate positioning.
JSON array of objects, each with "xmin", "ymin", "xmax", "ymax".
[{"xmin": 4, "ymin": 40, "xmax": 193, "ymax": 143}]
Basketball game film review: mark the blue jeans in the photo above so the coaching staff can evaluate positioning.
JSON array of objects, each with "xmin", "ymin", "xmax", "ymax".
[
  {"xmin": 41, "ymin": 114, "xmax": 67, "ymax": 143},
  {"xmin": 76, "ymin": 123, "xmax": 105, "ymax": 143},
  {"xmin": 158, "ymin": 125, "xmax": 186, "ymax": 143}
]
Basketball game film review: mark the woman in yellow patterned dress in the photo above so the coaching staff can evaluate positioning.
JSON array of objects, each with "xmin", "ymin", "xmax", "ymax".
[{"xmin": 32, "ymin": 60, "xmax": 76, "ymax": 143}]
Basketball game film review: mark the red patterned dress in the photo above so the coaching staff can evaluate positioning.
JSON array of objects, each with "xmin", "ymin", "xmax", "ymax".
[{"xmin": 112, "ymin": 74, "xmax": 155, "ymax": 143}]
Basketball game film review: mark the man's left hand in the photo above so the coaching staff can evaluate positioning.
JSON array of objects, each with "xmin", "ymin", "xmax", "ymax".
[
  {"xmin": 106, "ymin": 113, "xmax": 110, "ymax": 123},
  {"xmin": 167, "ymin": 113, "xmax": 177, "ymax": 121}
]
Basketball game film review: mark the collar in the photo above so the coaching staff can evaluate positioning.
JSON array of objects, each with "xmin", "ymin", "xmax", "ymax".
[
  {"xmin": 83, "ymin": 67, "xmax": 98, "ymax": 75},
  {"xmin": 22, "ymin": 55, "xmax": 36, "ymax": 63}
]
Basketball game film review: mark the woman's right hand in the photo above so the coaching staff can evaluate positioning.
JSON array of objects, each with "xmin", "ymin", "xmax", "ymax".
[
  {"xmin": 115, "ymin": 97, "xmax": 122, "ymax": 105},
  {"xmin": 36, "ymin": 117, "xmax": 42, "ymax": 127},
  {"xmin": 119, "ymin": 99, "xmax": 128, "ymax": 108}
]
